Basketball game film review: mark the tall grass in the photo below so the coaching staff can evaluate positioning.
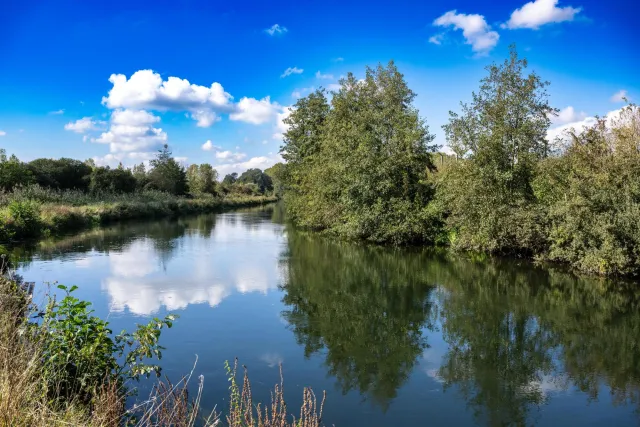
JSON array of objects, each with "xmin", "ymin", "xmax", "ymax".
[
  {"xmin": 0, "ymin": 276, "xmax": 326, "ymax": 427},
  {"xmin": 0, "ymin": 184, "xmax": 278, "ymax": 242}
]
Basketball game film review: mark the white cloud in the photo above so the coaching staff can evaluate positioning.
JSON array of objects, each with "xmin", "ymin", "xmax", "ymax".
[
  {"xmin": 281, "ymin": 67, "xmax": 304, "ymax": 78},
  {"xmin": 429, "ymin": 33, "xmax": 445, "ymax": 45},
  {"xmin": 0, "ymin": 131, "xmax": 5, "ymax": 136},
  {"xmin": 433, "ymin": 10, "xmax": 499, "ymax": 54},
  {"xmin": 315, "ymin": 71, "xmax": 334, "ymax": 80},
  {"xmin": 215, "ymin": 153, "xmax": 283, "ymax": 177},
  {"xmin": 49, "ymin": 109, "xmax": 65, "ymax": 115},
  {"xmin": 610, "ymin": 90, "xmax": 630, "ymax": 103},
  {"xmin": 92, "ymin": 151, "xmax": 156, "ymax": 167},
  {"xmin": 94, "ymin": 109, "xmax": 167, "ymax": 153},
  {"xmin": 546, "ymin": 107, "xmax": 625, "ymax": 146},
  {"xmin": 265, "ymin": 24, "xmax": 288, "ymax": 36},
  {"xmin": 64, "ymin": 117, "xmax": 106, "ymax": 133},
  {"xmin": 215, "ymin": 150, "xmax": 247, "ymax": 162},
  {"xmin": 272, "ymin": 106, "xmax": 293, "ymax": 140},
  {"xmin": 102, "ymin": 69, "xmax": 234, "ymax": 127},
  {"xmin": 327, "ymin": 83, "xmax": 341, "ymax": 91},
  {"xmin": 230, "ymin": 96, "xmax": 280, "ymax": 125},
  {"xmin": 332, "ymin": 57, "xmax": 344, "ymax": 62},
  {"xmin": 551, "ymin": 106, "xmax": 587, "ymax": 125},
  {"xmin": 504, "ymin": 0, "xmax": 582, "ymax": 30},
  {"xmin": 202, "ymin": 140, "xmax": 222, "ymax": 151},
  {"xmin": 190, "ymin": 110, "xmax": 220, "ymax": 127}
]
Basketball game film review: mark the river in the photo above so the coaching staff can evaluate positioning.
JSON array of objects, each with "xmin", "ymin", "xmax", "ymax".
[{"xmin": 15, "ymin": 205, "xmax": 640, "ymax": 426}]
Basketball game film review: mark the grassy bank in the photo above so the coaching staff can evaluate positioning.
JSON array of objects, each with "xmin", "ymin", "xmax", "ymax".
[
  {"xmin": 0, "ymin": 185, "xmax": 277, "ymax": 243},
  {"xmin": 0, "ymin": 276, "xmax": 325, "ymax": 426}
]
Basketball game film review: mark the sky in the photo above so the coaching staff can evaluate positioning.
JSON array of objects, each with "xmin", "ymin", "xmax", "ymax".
[{"xmin": 1, "ymin": 0, "xmax": 638, "ymax": 175}]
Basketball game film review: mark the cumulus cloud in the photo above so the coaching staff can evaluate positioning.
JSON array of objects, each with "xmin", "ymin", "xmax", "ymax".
[
  {"xmin": 215, "ymin": 153, "xmax": 284, "ymax": 177},
  {"xmin": 281, "ymin": 67, "xmax": 304, "ymax": 78},
  {"xmin": 49, "ymin": 109, "xmax": 65, "ymax": 115},
  {"xmin": 332, "ymin": 57, "xmax": 344, "ymax": 62},
  {"xmin": 315, "ymin": 71, "xmax": 334, "ymax": 80},
  {"xmin": 92, "ymin": 151, "xmax": 157, "ymax": 167},
  {"xmin": 611, "ymin": 90, "xmax": 630, "ymax": 103},
  {"xmin": 102, "ymin": 70, "xmax": 234, "ymax": 127},
  {"xmin": 64, "ymin": 117, "xmax": 106, "ymax": 133},
  {"xmin": 190, "ymin": 110, "xmax": 220, "ymax": 127},
  {"xmin": 546, "ymin": 107, "xmax": 625, "ymax": 146},
  {"xmin": 94, "ymin": 109, "xmax": 167, "ymax": 153},
  {"xmin": 202, "ymin": 140, "xmax": 222, "ymax": 151},
  {"xmin": 551, "ymin": 106, "xmax": 587, "ymax": 125},
  {"xmin": 215, "ymin": 150, "xmax": 247, "ymax": 162},
  {"xmin": 230, "ymin": 96, "xmax": 281, "ymax": 125},
  {"xmin": 265, "ymin": 24, "xmax": 287, "ymax": 36},
  {"xmin": 429, "ymin": 33, "xmax": 445, "ymax": 45},
  {"xmin": 433, "ymin": 10, "xmax": 499, "ymax": 54},
  {"xmin": 504, "ymin": 0, "xmax": 582, "ymax": 30}
]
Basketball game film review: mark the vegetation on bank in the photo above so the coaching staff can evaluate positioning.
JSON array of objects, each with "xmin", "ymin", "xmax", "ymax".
[
  {"xmin": 0, "ymin": 274, "xmax": 325, "ymax": 426},
  {"xmin": 277, "ymin": 45, "xmax": 640, "ymax": 276},
  {"xmin": 0, "ymin": 145, "xmax": 278, "ymax": 242}
]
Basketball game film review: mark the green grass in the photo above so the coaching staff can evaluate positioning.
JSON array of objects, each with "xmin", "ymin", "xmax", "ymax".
[{"xmin": 0, "ymin": 186, "xmax": 277, "ymax": 242}]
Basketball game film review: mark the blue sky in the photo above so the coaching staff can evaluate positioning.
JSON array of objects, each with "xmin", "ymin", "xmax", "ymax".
[{"xmin": 1, "ymin": 0, "xmax": 637, "ymax": 175}]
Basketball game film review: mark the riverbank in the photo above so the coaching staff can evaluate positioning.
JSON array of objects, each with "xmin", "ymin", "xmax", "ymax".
[
  {"xmin": 0, "ymin": 275, "xmax": 324, "ymax": 426},
  {"xmin": 0, "ymin": 193, "xmax": 277, "ymax": 243}
]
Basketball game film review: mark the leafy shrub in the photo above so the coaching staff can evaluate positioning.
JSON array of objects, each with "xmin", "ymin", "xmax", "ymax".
[{"xmin": 39, "ymin": 285, "xmax": 177, "ymax": 406}]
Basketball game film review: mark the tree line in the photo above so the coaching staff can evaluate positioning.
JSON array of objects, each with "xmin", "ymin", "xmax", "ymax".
[
  {"xmin": 0, "ymin": 145, "xmax": 276, "ymax": 198},
  {"xmin": 277, "ymin": 45, "xmax": 640, "ymax": 276}
]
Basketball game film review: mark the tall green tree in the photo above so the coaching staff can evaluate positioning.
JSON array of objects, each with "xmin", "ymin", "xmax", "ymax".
[
  {"xmin": 27, "ymin": 158, "xmax": 92, "ymax": 191},
  {"xmin": 146, "ymin": 145, "xmax": 188, "ymax": 195},
  {"xmin": 186, "ymin": 163, "xmax": 217, "ymax": 195},
  {"xmin": 236, "ymin": 168, "xmax": 272, "ymax": 194},
  {"xmin": 439, "ymin": 45, "xmax": 555, "ymax": 254},
  {"xmin": 282, "ymin": 61, "xmax": 439, "ymax": 244}
]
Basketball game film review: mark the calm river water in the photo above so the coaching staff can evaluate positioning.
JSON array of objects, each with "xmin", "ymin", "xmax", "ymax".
[{"xmin": 16, "ymin": 205, "xmax": 640, "ymax": 426}]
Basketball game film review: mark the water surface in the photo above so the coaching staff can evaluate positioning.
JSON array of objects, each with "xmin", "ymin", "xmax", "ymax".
[{"xmin": 16, "ymin": 206, "xmax": 640, "ymax": 426}]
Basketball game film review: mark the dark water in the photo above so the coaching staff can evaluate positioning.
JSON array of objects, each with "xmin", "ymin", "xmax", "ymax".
[{"xmin": 15, "ymin": 205, "xmax": 640, "ymax": 426}]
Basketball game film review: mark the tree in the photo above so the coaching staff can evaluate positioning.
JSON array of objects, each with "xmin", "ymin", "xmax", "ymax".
[
  {"xmin": 222, "ymin": 173, "xmax": 238, "ymax": 185},
  {"xmin": 132, "ymin": 162, "xmax": 148, "ymax": 190},
  {"xmin": 439, "ymin": 45, "xmax": 555, "ymax": 254},
  {"xmin": 146, "ymin": 145, "xmax": 188, "ymax": 195},
  {"xmin": 237, "ymin": 168, "xmax": 273, "ymax": 194},
  {"xmin": 89, "ymin": 166, "xmax": 136, "ymax": 194},
  {"xmin": 282, "ymin": 61, "xmax": 440, "ymax": 244},
  {"xmin": 27, "ymin": 158, "xmax": 92, "ymax": 191},
  {"xmin": 186, "ymin": 163, "xmax": 217, "ymax": 195},
  {"xmin": 0, "ymin": 150, "xmax": 34, "ymax": 191},
  {"xmin": 265, "ymin": 162, "xmax": 286, "ymax": 197}
]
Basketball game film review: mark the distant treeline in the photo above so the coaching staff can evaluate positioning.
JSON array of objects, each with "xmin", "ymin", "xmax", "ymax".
[
  {"xmin": 0, "ymin": 145, "xmax": 278, "ymax": 198},
  {"xmin": 275, "ymin": 45, "xmax": 640, "ymax": 277}
]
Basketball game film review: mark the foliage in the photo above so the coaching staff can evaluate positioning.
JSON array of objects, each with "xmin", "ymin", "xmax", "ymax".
[
  {"xmin": 535, "ymin": 103, "xmax": 640, "ymax": 275},
  {"xmin": 222, "ymin": 173, "xmax": 238, "ymax": 185},
  {"xmin": 28, "ymin": 157, "xmax": 92, "ymax": 191},
  {"xmin": 147, "ymin": 145, "xmax": 188, "ymax": 195},
  {"xmin": 264, "ymin": 163, "xmax": 286, "ymax": 197},
  {"xmin": 281, "ymin": 62, "xmax": 440, "ymax": 244},
  {"xmin": 39, "ymin": 285, "xmax": 177, "ymax": 405},
  {"xmin": 89, "ymin": 166, "xmax": 137, "ymax": 194},
  {"xmin": 0, "ymin": 150, "xmax": 35, "ymax": 191},
  {"xmin": 438, "ymin": 45, "xmax": 555, "ymax": 255},
  {"xmin": 237, "ymin": 168, "xmax": 273, "ymax": 194},
  {"xmin": 186, "ymin": 163, "xmax": 218, "ymax": 195}
]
